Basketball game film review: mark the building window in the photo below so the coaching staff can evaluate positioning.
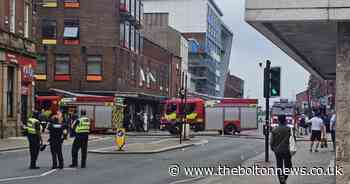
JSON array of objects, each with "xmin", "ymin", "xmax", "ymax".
[
  {"xmin": 135, "ymin": 30, "xmax": 139, "ymax": 54},
  {"xmin": 130, "ymin": 25, "xmax": 135, "ymax": 51},
  {"xmin": 130, "ymin": 0, "xmax": 135, "ymax": 17},
  {"xmin": 140, "ymin": 33, "xmax": 144, "ymax": 54},
  {"xmin": 136, "ymin": 0, "xmax": 140, "ymax": 22},
  {"xmin": 130, "ymin": 60, "xmax": 135, "ymax": 80},
  {"xmin": 35, "ymin": 55, "xmax": 47, "ymax": 80},
  {"xmin": 24, "ymin": 3, "xmax": 30, "ymax": 38},
  {"xmin": 9, "ymin": 0, "xmax": 15, "ymax": 33},
  {"xmin": 120, "ymin": 21, "xmax": 130, "ymax": 49},
  {"xmin": 64, "ymin": 0, "xmax": 80, "ymax": 8},
  {"xmin": 55, "ymin": 55, "xmax": 70, "ymax": 80},
  {"xmin": 140, "ymin": 3, "xmax": 144, "ymax": 24},
  {"xmin": 42, "ymin": 19, "xmax": 57, "ymax": 44},
  {"xmin": 42, "ymin": 0, "xmax": 58, "ymax": 8},
  {"xmin": 86, "ymin": 56, "xmax": 102, "ymax": 81},
  {"xmin": 120, "ymin": 0, "xmax": 130, "ymax": 12},
  {"xmin": 64, "ymin": 19, "xmax": 80, "ymax": 45},
  {"xmin": 7, "ymin": 67, "xmax": 15, "ymax": 117}
]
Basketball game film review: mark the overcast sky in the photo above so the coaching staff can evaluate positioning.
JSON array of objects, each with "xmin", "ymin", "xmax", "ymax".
[{"xmin": 216, "ymin": 0, "xmax": 310, "ymax": 107}]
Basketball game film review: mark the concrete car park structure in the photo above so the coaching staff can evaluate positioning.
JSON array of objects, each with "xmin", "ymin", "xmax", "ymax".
[{"xmin": 245, "ymin": 1, "xmax": 350, "ymax": 183}]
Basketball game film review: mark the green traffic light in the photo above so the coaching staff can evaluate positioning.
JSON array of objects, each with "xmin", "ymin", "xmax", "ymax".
[{"xmin": 271, "ymin": 88, "xmax": 277, "ymax": 96}]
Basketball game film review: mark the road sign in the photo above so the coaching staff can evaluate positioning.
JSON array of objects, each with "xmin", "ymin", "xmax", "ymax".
[{"xmin": 115, "ymin": 128, "xmax": 126, "ymax": 151}]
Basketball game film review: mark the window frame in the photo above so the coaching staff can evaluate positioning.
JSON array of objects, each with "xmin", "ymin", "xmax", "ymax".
[
  {"xmin": 24, "ymin": 3, "xmax": 30, "ymax": 38},
  {"xmin": 54, "ymin": 55, "xmax": 71, "ymax": 80},
  {"xmin": 7, "ymin": 67, "xmax": 15, "ymax": 117},
  {"xmin": 64, "ymin": 0, "xmax": 80, "ymax": 8},
  {"xmin": 86, "ymin": 56, "xmax": 103, "ymax": 78},
  {"xmin": 42, "ymin": 0, "xmax": 58, "ymax": 8},
  {"xmin": 42, "ymin": 19, "xmax": 57, "ymax": 44},
  {"xmin": 9, "ymin": 0, "xmax": 16, "ymax": 33},
  {"xmin": 63, "ymin": 19, "xmax": 80, "ymax": 45}
]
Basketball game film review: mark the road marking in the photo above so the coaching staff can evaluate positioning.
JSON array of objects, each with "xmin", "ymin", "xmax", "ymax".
[
  {"xmin": 40, "ymin": 169, "xmax": 57, "ymax": 176},
  {"xmin": 169, "ymin": 176, "xmax": 205, "ymax": 184},
  {"xmin": 0, "ymin": 169, "xmax": 57, "ymax": 182}
]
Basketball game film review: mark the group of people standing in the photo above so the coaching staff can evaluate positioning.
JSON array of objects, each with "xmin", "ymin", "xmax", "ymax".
[
  {"xmin": 23, "ymin": 109, "xmax": 91, "ymax": 170},
  {"xmin": 270, "ymin": 110, "xmax": 336, "ymax": 184}
]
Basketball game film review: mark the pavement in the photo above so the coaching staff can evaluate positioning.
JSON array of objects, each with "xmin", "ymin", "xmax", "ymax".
[
  {"xmin": 193, "ymin": 141, "xmax": 336, "ymax": 184},
  {"xmin": 88, "ymin": 138, "xmax": 208, "ymax": 154}
]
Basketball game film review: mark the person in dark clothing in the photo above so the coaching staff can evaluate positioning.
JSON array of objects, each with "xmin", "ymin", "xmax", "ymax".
[
  {"xmin": 25, "ymin": 111, "xmax": 42, "ymax": 169},
  {"xmin": 48, "ymin": 115, "xmax": 64, "ymax": 169},
  {"xmin": 271, "ymin": 115, "xmax": 294, "ymax": 184},
  {"xmin": 69, "ymin": 110, "xmax": 90, "ymax": 168}
]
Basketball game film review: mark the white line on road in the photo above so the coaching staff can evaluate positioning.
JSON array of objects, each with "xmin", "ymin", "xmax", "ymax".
[
  {"xmin": 40, "ymin": 169, "xmax": 57, "ymax": 176},
  {"xmin": 0, "ymin": 169, "xmax": 57, "ymax": 183},
  {"xmin": 169, "ymin": 176, "xmax": 205, "ymax": 184}
]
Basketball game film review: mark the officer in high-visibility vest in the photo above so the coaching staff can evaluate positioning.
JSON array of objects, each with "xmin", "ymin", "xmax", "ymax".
[
  {"xmin": 24, "ymin": 112, "xmax": 42, "ymax": 169},
  {"xmin": 69, "ymin": 110, "xmax": 90, "ymax": 168}
]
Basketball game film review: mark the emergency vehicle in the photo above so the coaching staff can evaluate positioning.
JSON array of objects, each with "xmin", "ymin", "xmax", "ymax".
[
  {"xmin": 270, "ymin": 99, "xmax": 296, "ymax": 129},
  {"xmin": 160, "ymin": 98, "xmax": 259, "ymax": 135},
  {"xmin": 36, "ymin": 94, "xmax": 124, "ymax": 133}
]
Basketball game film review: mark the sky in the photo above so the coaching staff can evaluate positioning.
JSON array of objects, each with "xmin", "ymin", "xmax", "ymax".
[{"xmin": 215, "ymin": 0, "xmax": 310, "ymax": 107}]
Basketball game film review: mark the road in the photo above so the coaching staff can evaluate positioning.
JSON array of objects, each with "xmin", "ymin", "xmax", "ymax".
[{"xmin": 0, "ymin": 136, "xmax": 264, "ymax": 184}]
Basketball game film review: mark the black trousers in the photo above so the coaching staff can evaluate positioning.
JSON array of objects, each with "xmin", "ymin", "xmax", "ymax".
[
  {"xmin": 50, "ymin": 141, "xmax": 64, "ymax": 168},
  {"xmin": 275, "ymin": 152, "xmax": 292, "ymax": 184},
  {"xmin": 27, "ymin": 134, "xmax": 40, "ymax": 168},
  {"xmin": 72, "ymin": 136, "xmax": 88, "ymax": 167},
  {"xmin": 331, "ymin": 130, "xmax": 336, "ymax": 149}
]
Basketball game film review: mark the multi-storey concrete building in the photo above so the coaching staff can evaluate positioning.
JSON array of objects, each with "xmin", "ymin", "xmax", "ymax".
[
  {"xmin": 0, "ymin": 0, "xmax": 37, "ymax": 138},
  {"xmin": 35, "ymin": 0, "xmax": 181, "ymax": 129},
  {"xmin": 143, "ymin": 0, "xmax": 233, "ymax": 97}
]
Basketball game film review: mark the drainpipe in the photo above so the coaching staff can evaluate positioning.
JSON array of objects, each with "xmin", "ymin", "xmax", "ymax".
[{"xmin": 0, "ymin": 64, "xmax": 4, "ymax": 138}]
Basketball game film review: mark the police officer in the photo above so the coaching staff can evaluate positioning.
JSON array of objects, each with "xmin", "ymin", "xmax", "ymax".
[
  {"xmin": 25, "ymin": 112, "xmax": 42, "ymax": 169},
  {"xmin": 48, "ymin": 115, "xmax": 65, "ymax": 169},
  {"xmin": 69, "ymin": 110, "xmax": 90, "ymax": 168}
]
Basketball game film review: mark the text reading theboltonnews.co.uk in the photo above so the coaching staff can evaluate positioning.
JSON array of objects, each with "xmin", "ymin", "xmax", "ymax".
[{"xmin": 168, "ymin": 164, "xmax": 344, "ymax": 177}]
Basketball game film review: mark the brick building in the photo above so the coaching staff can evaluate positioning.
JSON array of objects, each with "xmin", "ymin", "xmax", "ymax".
[
  {"xmin": 34, "ymin": 0, "xmax": 180, "ymax": 129},
  {"xmin": 143, "ymin": 13, "xmax": 187, "ymax": 95},
  {"xmin": 223, "ymin": 72, "xmax": 244, "ymax": 98},
  {"xmin": 0, "ymin": 0, "xmax": 37, "ymax": 138}
]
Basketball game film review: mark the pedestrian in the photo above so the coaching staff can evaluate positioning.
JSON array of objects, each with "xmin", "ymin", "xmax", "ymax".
[
  {"xmin": 25, "ymin": 112, "xmax": 42, "ymax": 169},
  {"xmin": 69, "ymin": 110, "xmax": 90, "ymax": 168},
  {"xmin": 48, "ymin": 114, "xmax": 64, "ymax": 169},
  {"xmin": 307, "ymin": 112, "xmax": 325, "ymax": 152},
  {"xmin": 270, "ymin": 115, "xmax": 294, "ymax": 184},
  {"xmin": 299, "ymin": 114, "xmax": 307, "ymax": 136},
  {"xmin": 330, "ymin": 111, "xmax": 336, "ymax": 152},
  {"xmin": 143, "ymin": 111, "xmax": 148, "ymax": 132}
]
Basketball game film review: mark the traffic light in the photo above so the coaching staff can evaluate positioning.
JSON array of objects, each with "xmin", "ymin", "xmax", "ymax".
[{"xmin": 270, "ymin": 67, "xmax": 281, "ymax": 97}]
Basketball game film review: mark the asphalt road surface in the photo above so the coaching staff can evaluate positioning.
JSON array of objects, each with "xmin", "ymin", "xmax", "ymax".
[{"xmin": 0, "ymin": 136, "xmax": 264, "ymax": 184}]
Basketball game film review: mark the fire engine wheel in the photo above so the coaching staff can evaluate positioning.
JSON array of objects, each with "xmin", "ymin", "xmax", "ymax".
[{"xmin": 224, "ymin": 124, "xmax": 238, "ymax": 135}]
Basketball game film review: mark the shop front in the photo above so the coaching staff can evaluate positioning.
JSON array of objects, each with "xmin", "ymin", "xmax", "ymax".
[{"xmin": 0, "ymin": 51, "xmax": 36, "ymax": 138}]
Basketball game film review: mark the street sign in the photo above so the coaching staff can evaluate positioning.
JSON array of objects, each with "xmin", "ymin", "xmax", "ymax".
[{"xmin": 115, "ymin": 128, "xmax": 126, "ymax": 151}]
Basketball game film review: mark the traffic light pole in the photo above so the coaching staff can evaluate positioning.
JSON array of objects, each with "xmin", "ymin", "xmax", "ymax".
[{"xmin": 265, "ymin": 60, "xmax": 271, "ymax": 163}]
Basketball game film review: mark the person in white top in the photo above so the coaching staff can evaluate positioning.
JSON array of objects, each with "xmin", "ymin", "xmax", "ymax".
[
  {"xmin": 330, "ymin": 111, "xmax": 336, "ymax": 151},
  {"xmin": 307, "ymin": 112, "xmax": 325, "ymax": 152}
]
